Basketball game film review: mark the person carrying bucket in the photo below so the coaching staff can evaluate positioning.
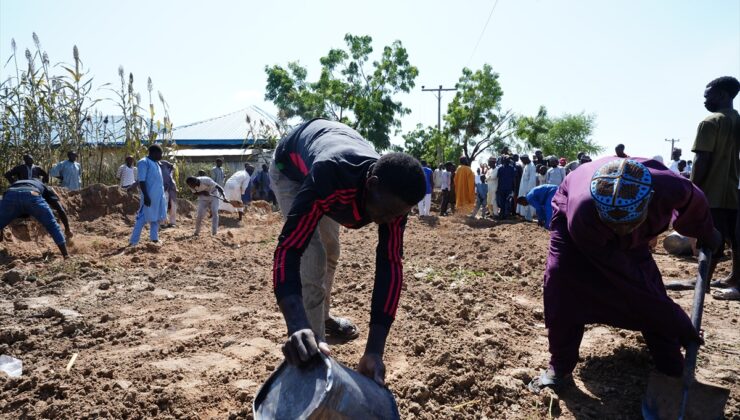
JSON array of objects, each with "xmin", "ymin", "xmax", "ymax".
[
  {"xmin": 270, "ymin": 118, "xmax": 426, "ymax": 385},
  {"xmin": 528, "ymin": 157, "xmax": 722, "ymax": 392}
]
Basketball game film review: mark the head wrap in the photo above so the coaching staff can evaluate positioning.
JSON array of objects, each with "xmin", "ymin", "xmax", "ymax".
[{"xmin": 590, "ymin": 159, "xmax": 653, "ymax": 223}]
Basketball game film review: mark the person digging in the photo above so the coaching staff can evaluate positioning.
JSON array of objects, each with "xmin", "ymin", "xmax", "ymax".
[
  {"xmin": 515, "ymin": 183, "xmax": 559, "ymax": 228},
  {"xmin": 528, "ymin": 158, "xmax": 721, "ymax": 393},
  {"xmin": 186, "ymin": 176, "xmax": 226, "ymax": 237},
  {"xmin": 0, "ymin": 178, "xmax": 73, "ymax": 258},
  {"xmin": 270, "ymin": 118, "xmax": 426, "ymax": 385}
]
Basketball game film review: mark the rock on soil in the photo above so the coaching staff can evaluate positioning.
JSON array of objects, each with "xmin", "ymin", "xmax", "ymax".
[{"xmin": 2, "ymin": 269, "xmax": 24, "ymax": 285}]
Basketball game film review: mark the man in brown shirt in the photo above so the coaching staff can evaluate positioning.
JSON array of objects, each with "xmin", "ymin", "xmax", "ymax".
[{"xmin": 667, "ymin": 76, "xmax": 740, "ymax": 300}]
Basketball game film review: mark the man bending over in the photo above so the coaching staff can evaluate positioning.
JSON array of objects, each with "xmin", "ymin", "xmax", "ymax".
[{"xmin": 270, "ymin": 118, "xmax": 425, "ymax": 385}]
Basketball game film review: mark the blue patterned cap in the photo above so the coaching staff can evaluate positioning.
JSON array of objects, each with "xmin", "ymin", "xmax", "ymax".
[{"xmin": 590, "ymin": 159, "xmax": 653, "ymax": 223}]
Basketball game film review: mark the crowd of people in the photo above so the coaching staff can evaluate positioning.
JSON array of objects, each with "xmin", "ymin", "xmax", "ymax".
[
  {"xmin": 416, "ymin": 149, "xmax": 593, "ymax": 224},
  {"xmin": 1, "ymin": 147, "xmax": 278, "ymax": 250},
  {"xmin": 1, "ymin": 76, "xmax": 738, "ymax": 404}
]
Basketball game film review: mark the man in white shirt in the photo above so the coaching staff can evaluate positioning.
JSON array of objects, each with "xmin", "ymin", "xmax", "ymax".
[
  {"xmin": 517, "ymin": 154, "xmax": 537, "ymax": 221},
  {"xmin": 668, "ymin": 148, "xmax": 682, "ymax": 173},
  {"xmin": 116, "ymin": 156, "xmax": 138, "ymax": 189},
  {"xmin": 433, "ymin": 164, "xmax": 443, "ymax": 191},
  {"xmin": 186, "ymin": 176, "xmax": 225, "ymax": 236},
  {"xmin": 223, "ymin": 165, "xmax": 252, "ymax": 221},
  {"xmin": 545, "ymin": 156, "xmax": 566, "ymax": 185},
  {"xmin": 485, "ymin": 157, "xmax": 499, "ymax": 218}
]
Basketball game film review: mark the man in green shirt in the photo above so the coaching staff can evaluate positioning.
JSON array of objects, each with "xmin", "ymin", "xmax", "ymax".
[{"xmin": 666, "ymin": 76, "xmax": 740, "ymax": 300}]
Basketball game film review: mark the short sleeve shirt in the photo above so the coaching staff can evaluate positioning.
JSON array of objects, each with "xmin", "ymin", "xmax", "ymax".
[{"xmin": 691, "ymin": 108, "xmax": 740, "ymax": 209}]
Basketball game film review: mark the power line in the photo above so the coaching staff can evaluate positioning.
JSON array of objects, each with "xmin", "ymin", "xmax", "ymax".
[
  {"xmin": 665, "ymin": 138, "xmax": 680, "ymax": 158},
  {"xmin": 422, "ymin": 85, "xmax": 458, "ymax": 163},
  {"xmin": 467, "ymin": 0, "xmax": 501, "ymax": 67}
]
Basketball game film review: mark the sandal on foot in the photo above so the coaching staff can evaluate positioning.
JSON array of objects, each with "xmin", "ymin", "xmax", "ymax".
[
  {"xmin": 712, "ymin": 287, "xmax": 740, "ymax": 301},
  {"xmin": 710, "ymin": 279, "xmax": 738, "ymax": 289},
  {"xmin": 325, "ymin": 316, "xmax": 359, "ymax": 340},
  {"xmin": 527, "ymin": 368, "xmax": 573, "ymax": 394}
]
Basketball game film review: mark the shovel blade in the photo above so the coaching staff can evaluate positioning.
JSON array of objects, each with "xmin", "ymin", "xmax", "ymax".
[{"xmin": 642, "ymin": 371, "xmax": 729, "ymax": 420}]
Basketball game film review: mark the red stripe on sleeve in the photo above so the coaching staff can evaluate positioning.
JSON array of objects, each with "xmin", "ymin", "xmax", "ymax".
[
  {"xmin": 274, "ymin": 189, "xmax": 359, "ymax": 286},
  {"xmin": 387, "ymin": 218, "xmax": 404, "ymax": 316},
  {"xmin": 383, "ymin": 218, "xmax": 401, "ymax": 313},
  {"xmin": 289, "ymin": 153, "xmax": 309, "ymax": 176}
]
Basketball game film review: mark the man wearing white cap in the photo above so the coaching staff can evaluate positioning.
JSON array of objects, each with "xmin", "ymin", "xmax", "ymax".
[{"xmin": 516, "ymin": 154, "xmax": 537, "ymax": 221}]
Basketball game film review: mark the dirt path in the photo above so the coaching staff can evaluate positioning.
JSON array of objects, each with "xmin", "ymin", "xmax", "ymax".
[{"xmin": 0, "ymin": 190, "xmax": 738, "ymax": 419}]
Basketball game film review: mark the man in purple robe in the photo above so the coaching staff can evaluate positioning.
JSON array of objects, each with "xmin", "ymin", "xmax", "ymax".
[{"xmin": 528, "ymin": 158, "xmax": 721, "ymax": 392}]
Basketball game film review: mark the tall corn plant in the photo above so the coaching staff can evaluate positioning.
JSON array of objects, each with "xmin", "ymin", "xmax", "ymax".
[
  {"xmin": 1, "ymin": 33, "xmax": 174, "ymax": 190},
  {"xmin": 1, "ymin": 35, "xmax": 59, "ymax": 178}
]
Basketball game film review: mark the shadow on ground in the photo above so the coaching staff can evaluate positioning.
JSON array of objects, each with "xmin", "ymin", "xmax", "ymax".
[{"xmin": 559, "ymin": 346, "xmax": 652, "ymax": 419}]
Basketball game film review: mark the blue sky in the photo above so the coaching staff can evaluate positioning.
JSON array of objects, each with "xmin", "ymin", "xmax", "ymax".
[{"xmin": 1, "ymin": 0, "xmax": 738, "ymax": 161}]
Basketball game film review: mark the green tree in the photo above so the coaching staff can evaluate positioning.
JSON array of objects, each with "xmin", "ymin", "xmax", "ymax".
[
  {"xmin": 516, "ymin": 108, "xmax": 601, "ymax": 159},
  {"xmin": 514, "ymin": 105, "xmax": 551, "ymax": 150},
  {"xmin": 264, "ymin": 34, "xmax": 418, "ymax": 151},
  {"xmin": 402, "ymin": 124, "xmax": 459, "ymax": 164},
  {"xmin": 444, "ymin": 64, "xmax": 516, "ymax": 162}
]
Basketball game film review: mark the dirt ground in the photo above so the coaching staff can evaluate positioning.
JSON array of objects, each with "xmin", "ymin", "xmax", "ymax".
[{"xmin": 0, "ymin": 185, "xmax": 738, "ymax": 419}]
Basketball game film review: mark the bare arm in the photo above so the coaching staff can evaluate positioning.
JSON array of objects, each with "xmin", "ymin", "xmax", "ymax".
[{"xmin": 48, "ymin": 200, "xmax": 71, "ymax": 234}]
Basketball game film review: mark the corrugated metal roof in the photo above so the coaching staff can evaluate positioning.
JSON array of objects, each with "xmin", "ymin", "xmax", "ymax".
[
  {"xmin": 2, "ymin": 107, "xmax": 281, "ymax": 147},
  {"xmin": 169, "ymin": 148, "xmax": 271, "ymax": 158},
  {"xmin": 171, "ymin": 106, "xmax": 280, "ymax": 144},
  {"xmin": 1, "ymin": 116, "xmax": 147, "ymax": 146}
]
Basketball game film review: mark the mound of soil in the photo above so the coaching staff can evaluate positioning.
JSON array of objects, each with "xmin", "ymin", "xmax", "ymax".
[
  {"xmin": 3, "ymin": 184, "xmax": 198, "ymax": 243},
  {"xmin": 57, "ymin": 184, "xmax": 195, "ymax": 222}
]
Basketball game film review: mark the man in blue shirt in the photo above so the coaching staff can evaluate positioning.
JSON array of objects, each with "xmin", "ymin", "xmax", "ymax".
[
  {"xmin": 470, "ymin": 174, "xmax": 489, "ymax": 218},
  {"xmin": 241, "ymin": 164, "xmax": 255, "ymax": 206},
  {"xmin": 417, "ymin": 160, "xmax": 434, "ymax": 216},
  {"xmin": 260, "ymin": 164, "xmax": 276, "ymax": 205},
  {"xmin": 517, "ymin": 184, "xmax": 559, "ymax": 228},
  {"xmin": 211, "ymin": 158, "xmax": 226, "ymax": 186},
  {"xmin": 51, "ymin": 151, "xmax": 82, "ymax": 191},
  {"xmin": 0, "ymin": 179, "xmax": 72, "ymax": 258},
  {"xmin": 129, "ymin": 145, "xmax": 167, "ymax": 245}
]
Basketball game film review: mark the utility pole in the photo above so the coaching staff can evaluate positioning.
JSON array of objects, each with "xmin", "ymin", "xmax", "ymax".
[
  {"xmin": 665, "ymin": 138, "xmax": 680, "ymax": 159},
  {"xmin": 422, "ymin": 85, "xmax": 457, "ymax": 164}
]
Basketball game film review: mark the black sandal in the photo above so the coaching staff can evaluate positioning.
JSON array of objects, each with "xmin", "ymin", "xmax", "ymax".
[{"xmin": 527, "ymin": 368, "xmax": 574, "ymax": 394}]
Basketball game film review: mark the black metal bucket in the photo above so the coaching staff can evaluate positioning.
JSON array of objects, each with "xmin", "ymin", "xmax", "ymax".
[{"xmin": 253, "ymin": 354, "xmax": 400, "ymax": 419}]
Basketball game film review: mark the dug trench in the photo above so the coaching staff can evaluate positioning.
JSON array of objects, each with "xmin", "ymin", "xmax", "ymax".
[{"xmin": 0, "ymin": 185, "xmax": 738, "ymax": 419}]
